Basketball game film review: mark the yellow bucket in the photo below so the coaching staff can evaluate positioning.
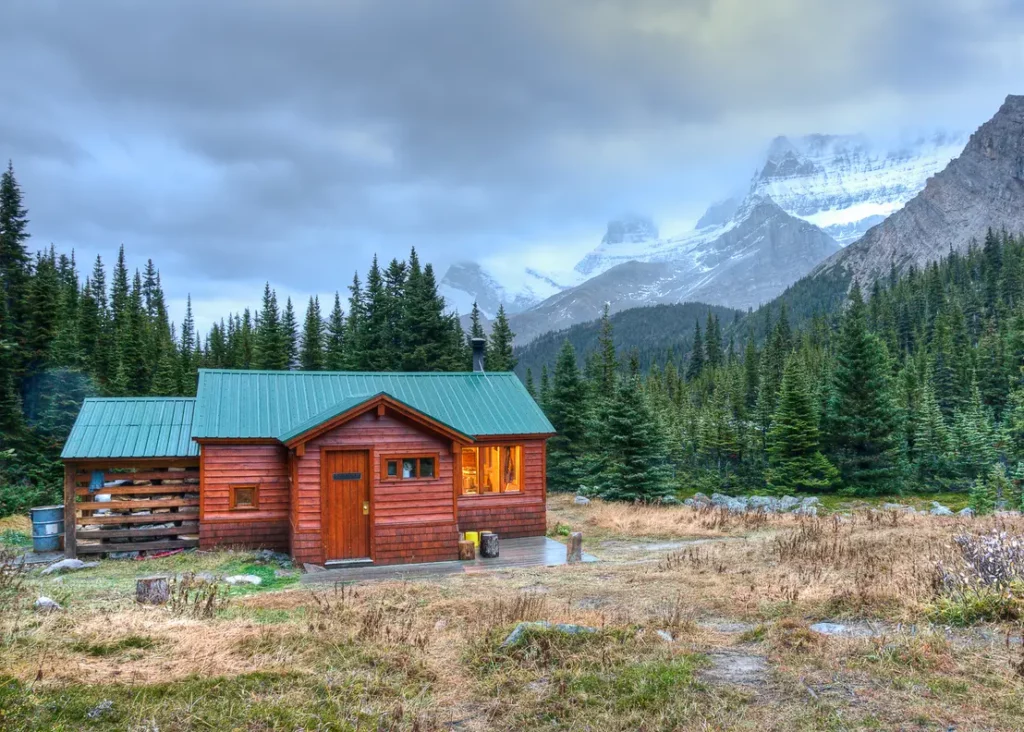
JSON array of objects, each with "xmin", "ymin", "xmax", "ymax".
[{"xmin": 465, "ymin": 531, "xmax": 480, "ymax": 547}]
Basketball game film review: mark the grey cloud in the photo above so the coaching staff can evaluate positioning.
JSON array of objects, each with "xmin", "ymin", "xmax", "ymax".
[{"xmin": 2, "ymin": 0, "xmax": 1023, "ymax": 322}]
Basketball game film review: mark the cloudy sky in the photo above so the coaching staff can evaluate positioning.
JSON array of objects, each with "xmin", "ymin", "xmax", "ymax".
[{"xmin": 3, "ymin": 0, "xmax": 1023, "ymax": 332}]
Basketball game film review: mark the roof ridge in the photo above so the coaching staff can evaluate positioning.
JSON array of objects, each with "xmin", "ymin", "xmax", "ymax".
[
  {"xmin": 82, "ymin": 396, "xmax": 197, "ymax": 402},
  {"xmin": 197, "ymin": 368, "xmax": 515, "ymax": 376}
]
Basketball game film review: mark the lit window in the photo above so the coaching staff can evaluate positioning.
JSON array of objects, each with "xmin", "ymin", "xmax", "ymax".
[
  {"xmin": 461, "ymin": 445, "xmax": 521, "ymax": 494},
  {"xmin": 230, "ymin": 484, "xmax": 259, "ymax": 510},
  {"xmin": 381, "ymin": 455, "xmax": 439, "ymax": 481}
]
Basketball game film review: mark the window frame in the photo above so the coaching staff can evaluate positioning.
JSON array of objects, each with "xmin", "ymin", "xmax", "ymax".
[
  {"xmin": 379, "ymin": 453, "xmax": 441, "ymax": 482},
  {"xmin": 229, "ymin": 483, "xmax": 260, "ymax": 511},
  {"xmin": 459, "ymin": 444, "xmax": 524, "ymax": 496}
]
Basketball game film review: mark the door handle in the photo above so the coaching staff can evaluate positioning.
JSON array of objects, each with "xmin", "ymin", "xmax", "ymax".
[{"xmin": 363, "ymin": 501, "xmax": 369, "ymax": 516}]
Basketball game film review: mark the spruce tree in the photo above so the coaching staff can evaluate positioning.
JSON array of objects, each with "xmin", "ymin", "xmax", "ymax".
[
  {"xmin": 282, "ymin": 297, "xmax": 298, "ymax": 369},
  {"xmin": 344, "ymin": 273, "xmax": 364, "ymax": 370},
  {"xmin": 487, "ymin": 305, "xmax": 516, "ymax": 371},
  {"xmin": 254, "ymin": 283, "xmax": 287, "ymax": 370},
  {"xmin": 300, "ymin": 296, "xmax": 325, "ymax": 371},
  {"xmin": 546, "ymin": 341, "xmax": 590, "ymax": 492},
  {"xmin": 361, "ymin": 255, "xmax": 389, "ymax": 370},
  {"xmin": 325, "ymin": 292, "xmax": 346, "ymax": 370},
  {"xmin": 827, "ymin": 283, "xmax": 902, "ymax": 495},
  {"xmin": 0, "ymin": 161, "xmax": 31, "ymax": 378},
  {"xmin": 595, "ymin": 371, "xmax": 673, "ymax": 502},
  {"xmin": 704, "ymin": 312, "xmax": 723, "ymax": 369},
  {"xmin": 766, "ymin": 356, "xmax": 837, "ymax": 493},
  {"xmin": 686, "ymin": 322, "xmax": 704, "ymax": 381}
]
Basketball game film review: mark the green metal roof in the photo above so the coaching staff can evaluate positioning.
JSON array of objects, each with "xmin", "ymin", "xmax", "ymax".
[
  {"xmin": 61, "ymin": 397, "xmax": 199, "ymax": 460},
  {"xmin": 192, "ymin": 369, "xmax": 554, "ymax": 440}
]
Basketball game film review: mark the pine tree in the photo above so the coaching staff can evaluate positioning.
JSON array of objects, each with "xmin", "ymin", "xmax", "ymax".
[
  {"xmin": 467, "ymin": 301, "xmax": 487, "ymax": 368},
  {"xmin": 325, "ymin": 292, "xmax": 346, "ymax": 370},
  {"xmin": 300, "ymin": 296, "xmax": 325, "ymax": 371},
  {"xmin": 686, "ymin": 322, "xmax": 705, "ymax": 381},
  {"xmin": 360, "ymin": 256, "xmax": 389, "ymax": 370},
  {"xmin": 594, "ymin": 371, "xmax": 673, "ymax": 502},
  {"xmin": 827, "ymin": 283, "xmax": 902, "ymax": 494},
  {"xmin": 487, "ymin": 305, "xmax": 516, "ymax": 371},
  {"xmin": 281, "ymin": 297, "xmax": 298, "ymax": 369},
  {"xmin": 539, "ymin": 364, "xmax": 550, "ymax": 409},
  {"xmin": 766, "ymin": 356, "xmax": 838, "ymax": 493},
  {"xmin": 969, "ymin": 468, "xmax": 998, "ymax": 515},
  {"xmin": 254, "ymin": 283, "xmax": 287, "ymax": 370},
  {"xmin": 545, "ymin": 341, "xmax": 590, "ymax": 492},
  {"xmin": 0, "ymin": 161, "xmax": 31, "ymax": 379},
  {"xmin": 179, "ymin": 295, "xmax": 198, "ymax": 394},
  {"xmin": 704, "ymin": 312, "xmax": 723, "ymax": 369},
  {"xmin": 344, "ymin": 273, "xmax": 364, "ymax": 370},
  {"xmin": 525, "ymin": 367, "xmax": 536, "ymax": 398}
]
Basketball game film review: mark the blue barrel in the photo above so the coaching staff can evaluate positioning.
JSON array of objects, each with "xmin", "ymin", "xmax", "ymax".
[{"xmin": 30, "ymin": 505, "xmax": 65, "ymax": 553}]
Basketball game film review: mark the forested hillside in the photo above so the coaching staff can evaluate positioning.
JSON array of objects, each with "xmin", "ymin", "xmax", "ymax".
[
  {"xmin": 0, "ymin": 164, "xmax": 515, "ymax": 515},
  {"xmin": 514, "ymin": 302, "xmax": 744, "ymax": 381},
  {"xmin": 541, "ymin": 229, "xmax": 1024, "ymax": 503}
]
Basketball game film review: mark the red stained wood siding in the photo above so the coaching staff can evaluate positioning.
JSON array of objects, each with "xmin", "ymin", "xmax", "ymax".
[
  {"xmin": 457, "ymin": 439, "xmax": 547, "ymax": 538},
  {"xmin": 199, "ymin": 443, "xmax": 291, "ymax": 550},
  {"xmin": 291, "ymin": 410, "xmax": 458, "ymax": 565}
]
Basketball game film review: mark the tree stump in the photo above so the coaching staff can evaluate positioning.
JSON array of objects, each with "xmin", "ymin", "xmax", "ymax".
[
  {"xmin": 480, "ymin": 532, "xmax": 499, "ymax": 559},
  {"xmin": 458, "ymin": 540, "xmax": 476, "ymax": 561},
  {"xmin": 567, "ymin": 532, "xmax": 583, "ymax": 563},
  {"xmin": 136, "ymin": 576, "xmax": 170, "ymax": 605}
]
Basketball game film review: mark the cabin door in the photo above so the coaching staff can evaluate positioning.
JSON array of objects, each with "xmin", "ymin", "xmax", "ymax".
[{"xmin": 323, "ymin": 450, "xmax": 371, "ymax": 561}]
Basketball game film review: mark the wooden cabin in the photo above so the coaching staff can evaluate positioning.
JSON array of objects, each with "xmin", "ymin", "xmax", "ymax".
[{"xmin": 60, "ymin": 350, "xmax": 554, "ymax": 566}]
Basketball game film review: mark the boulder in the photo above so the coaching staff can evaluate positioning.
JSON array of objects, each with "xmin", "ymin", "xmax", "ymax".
[
  {"xmin": 41, "ymin": 558, "xmax": 99, "ymax": 575},
  {"xmin": 778, "ymin": 496, "xmax": 801, "ymax": 511},
  {"xmin": 224, "ymin": 574, "xmax": 262, "ymax": 586},
  {"xmin": 792, "ymin": 505, "xmax": 818, "ymax": 517},
  {"xmin": 930, "ymin": 502, "xmax": 954, "ymax": 516},
  {"xmin": 34, "ymin": 596, "xmax": 62, "ymax": 613},
  {"xmin": 661, "ymin": 496, "xmax": 681, "ymax": 505},
  {"xmin": 691, "ymin": 492, "xmax": 712, "ymax": 507},
  {"xmin": 573, "ymin": 495, "xmax": 591, "ymax": 506},
  {"xmin": 655, "ymin": 629, "xmax": 674, "ymax": 643},
  {"xmin": 748, "ymin": 496, "xmax": 781, "ymax": 512},
  {"xmin": 958, "ymin": 507, "xmax": 975, "ymax": 517},
  {"xmin": 500, "ymin": 621, "xmax": 596, "ymax": 648}
]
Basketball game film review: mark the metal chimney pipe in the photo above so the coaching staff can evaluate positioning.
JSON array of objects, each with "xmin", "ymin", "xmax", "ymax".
[{"xmin": 471, "ymin": 337, "xmax": 486, "ymax": 372}]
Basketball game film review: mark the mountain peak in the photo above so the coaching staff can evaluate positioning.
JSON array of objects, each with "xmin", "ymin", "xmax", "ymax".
[{"xmin": 600, "ymin": 215, "xmax": 659, "ymax": 246}]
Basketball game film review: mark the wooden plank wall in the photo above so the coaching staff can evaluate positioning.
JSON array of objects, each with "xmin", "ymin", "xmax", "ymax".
[
  {"xmin": 198, "ymin": 443, "xmax": 290, "ymax": 552},
  {"xmin": 292, "ymin": 410, "xmax": 458, "ymax": 565},
  {"xmin": 65, "ymin": 460, "xmax": 200, "ymax": 557},
  {"xmin": 457, "ymin": 439, "xmax": 548, "ymax": 539}
]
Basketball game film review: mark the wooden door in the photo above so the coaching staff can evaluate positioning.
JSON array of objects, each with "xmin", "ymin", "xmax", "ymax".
[{"xmin": 323, "ymin": 451, "xmax": 371, "ymax": 561}]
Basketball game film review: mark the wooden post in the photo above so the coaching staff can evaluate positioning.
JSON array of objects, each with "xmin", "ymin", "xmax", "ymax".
[
  {"xmin": 63, "ymin": 463, "xmax": 77, "ymax": 559},
  {"xmin": 458, "ymin": 540, "xmax": 475, "ymax": 560},
  {"xmin": 567, "ymin": 532, "xmax": 583, "ymax": 563},
  {"xmin": 136, "ymin": 576, "xmax": 170, "ymax": 605},
  {"xmin": 480, "ymin": 532, "xmax": 499, "ymax": 559}
]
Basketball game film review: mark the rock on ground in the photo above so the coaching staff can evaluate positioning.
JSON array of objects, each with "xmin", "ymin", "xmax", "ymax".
[
  {"xmin": 930, "ymin": 502, "xmax": 954, "ymax": 516},
  {"xmin": 500, "ymin": 621, "xmax": 596, "ymax": 648},
  {"xmin": 224, "ymin": 574, "xmax": 262, "ymax": 586},
  {"xmin": 700, "ymin": 651, "xmax": 769, "ymax": 687},
  {"xmin": 573, "ymin": 495, "xmax": 591, "ymax": 506},
  {"xmin": 40, "ymin": 558, "xmax": 99, "ymax": 575},
  {"xmin": 34, "ymin": 597, "xmax": 62, "ymax": 613}
]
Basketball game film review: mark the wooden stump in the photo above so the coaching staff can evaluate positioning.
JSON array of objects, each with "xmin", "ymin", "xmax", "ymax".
[
  {"xmin": 458, "ymin": 540, "xmax": 476, "ymax": 561},
  {"xmin": 136, "ymin": 576, "xmax": 170, "ymax": 605},
  {"xmin": 480, "ymin": 532, "xmax": 499, "ymax": 559},
  {"xmin": 567, "ymin": 532, "xmax": 583, "ymax": 564}
]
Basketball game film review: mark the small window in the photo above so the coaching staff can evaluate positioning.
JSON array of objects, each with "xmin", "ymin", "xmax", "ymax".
[
  {"xmin": 230, "ymin": 484, "xmax": 259, "ymax": 510},
  {"xmin": 380, "ymin": 455, "xmax": 440, "ymax": 481}
]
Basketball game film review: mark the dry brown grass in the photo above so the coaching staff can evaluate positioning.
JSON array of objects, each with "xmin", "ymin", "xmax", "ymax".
[
  {"xmin": 4, "ymin": 501, "xmax": 1024, "ymax": 730},
  {"xmin": 0, "ymin": 514, "xmax": 30, "ymax": 534}
]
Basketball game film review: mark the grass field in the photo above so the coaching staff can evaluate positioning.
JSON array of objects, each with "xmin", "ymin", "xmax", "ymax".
[{"xmin": 1, "ymin": 495, "xmax": 1023, "ymax": 731}]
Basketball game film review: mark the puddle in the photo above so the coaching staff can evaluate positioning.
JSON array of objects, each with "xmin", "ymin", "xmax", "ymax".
[
  {"xmin": 700, "ymin": 651, "xmax": 769, "ymax": 687},
  {"xmin": 600, "ymin": 538, "xmax": 733, "ymax": 553}
]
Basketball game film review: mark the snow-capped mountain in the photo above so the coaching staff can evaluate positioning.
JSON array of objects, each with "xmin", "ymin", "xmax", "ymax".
[
  {"xmin": 508, "ymin": 196, "xmax": 840, "ymax": 343},
  {"xmin": 439, "ymin": 127, "xmax": 968, "ymax": 336},
  {"xmin": 438, "ymin": 261, "xmax": 570, "ymax": 317},
  {"xmin": 751, "ymin": 132, "xmax": 968, "ymax": 245}
]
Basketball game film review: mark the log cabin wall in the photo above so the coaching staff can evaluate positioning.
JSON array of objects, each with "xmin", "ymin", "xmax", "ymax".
[
  {"xmin": 291, "ymin": 410, "xmax": 458, "ymax": 566},
  {"xmin": 199, "ymin": 443, "xmax": 290, "ymax": 551},
  {"xmin": 456, "ymin": 439, "xmax": 548, "ymax": 539}
]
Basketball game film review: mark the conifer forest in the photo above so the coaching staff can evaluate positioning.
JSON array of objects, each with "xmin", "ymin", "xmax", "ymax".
[{"xmin": 3, "ymin": 160, "xmax": 1024, "ymax": 514}]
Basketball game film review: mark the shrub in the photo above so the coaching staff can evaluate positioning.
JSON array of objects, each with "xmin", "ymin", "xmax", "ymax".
[{"xmin": 932, "ymin": 529, "xmax": 1024, "ymax": 624}]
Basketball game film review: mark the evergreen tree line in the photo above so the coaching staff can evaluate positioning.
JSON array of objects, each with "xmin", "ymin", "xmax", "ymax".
[
  {"xmin": 538, "ymin": 230, "xmax": 1024, "ymax": 509},
  {"xmin": 0, "ymin": 163, "xmax": 517, "ymax": 514}
]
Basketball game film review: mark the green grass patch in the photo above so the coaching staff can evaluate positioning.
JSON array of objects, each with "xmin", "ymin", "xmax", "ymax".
[
  {"xmin": 926, "ymin": 591, "xmax": 1022, "ymax": 625},
  {"xmin": 215, "ymin": 559, "xmax": 299, "ymax": 594},
  {"xmin": 737, "ymin": 625, "xmax": 767, "ymax": 643},
  {"xmin": 69, "ymin": 634, "xmax": 157, "ymax": 657},
  {"xmin": 0, "ymin": 669, "xmax": 439, "ymax": 731},
  {"xmin": 0, "ymin": 529, "xmax": 31, "ymax": 548}
]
